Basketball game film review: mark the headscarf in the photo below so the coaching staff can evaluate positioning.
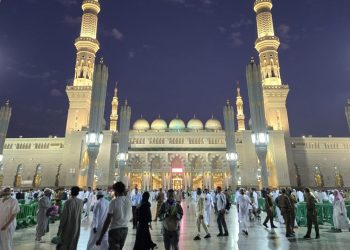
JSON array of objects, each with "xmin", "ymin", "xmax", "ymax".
[{"xmin": 333, "ymin": 189, "xmax": 343, "ymax": 202}]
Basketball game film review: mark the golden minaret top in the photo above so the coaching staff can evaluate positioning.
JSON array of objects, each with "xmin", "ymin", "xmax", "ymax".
[
  {"xmin": 110, "ymin": 82, "xmax": 119, "ymax": 132},
  {"xmin": 254, "ymin": 0, "xmax": 281, "ymax": 86},
  {"xmin": 73, "ymin": 0, "xmax": 101, "ymax": 87},
  {"xmin": 235, "ymin": 81, "xmax": 245, "ymax": 131}
]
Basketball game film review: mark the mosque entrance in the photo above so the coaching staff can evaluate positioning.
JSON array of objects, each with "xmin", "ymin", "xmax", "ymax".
[
  {"xmin": 172, "ymin": 176, "xmax": 183, "ymax": 190},
  {"xmin": 151, "ymin": 173, "xmax": 162, "ymax": 190},
  {"xmin": 131, "ymin": 173, "xmax": 142, "ymax": 189},
  {"xmin": 192, "ymin": 173, "xmax": 203, "ymax": 189},
  {"xmin": 212, "ymin": 173, "xmax": 223, "ymax": 189}
]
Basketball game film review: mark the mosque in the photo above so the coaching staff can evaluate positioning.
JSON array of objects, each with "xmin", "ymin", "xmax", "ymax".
[{"xmin": 0, "ymin": 0, "xmax": 350, "ymax": 190}]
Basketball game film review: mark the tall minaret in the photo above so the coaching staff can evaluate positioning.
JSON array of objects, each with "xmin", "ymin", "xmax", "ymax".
[
  {"xmin": 235, "ymin": 82, "xmax": 246, "ymax": 131},
  {"xmin": 254, "ymin": 0, "xmax": 290, "ymax": 135},
  {"xmin": 65, "ymin": 0, "xmax": 101, "ymax": 134},
  {"xmin": 110, "ymin": 82, "xmax": 119, "ymax": 132},
  {"xmin": 346, "ymin": 99, "xmax": 350, "ymax": 133}
]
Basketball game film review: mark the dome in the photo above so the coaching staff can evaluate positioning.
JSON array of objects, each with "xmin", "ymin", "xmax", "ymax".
[
  {"xmin": 133, "ymin": 118, "xmax": 150, "ymax": 131},
  {"xmin": 187, "ymin": 118, "xmax": 203, "ymax": 130},
  {"xmin": 169, "ymin": 117, "xmax": 186, "ymax": 130},
  {"xmin": 151, "ymin": 118, "xmax": 168, "ymax": 130},
  {"xmin": 205, "ymin": 118, "xmax": 222, "ymax": 130}
]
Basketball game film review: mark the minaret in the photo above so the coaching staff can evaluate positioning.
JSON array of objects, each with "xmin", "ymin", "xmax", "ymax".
[
  {"xmin": 110, "ymin": 82, "xmax": 119, "ymax": 132},
  {"xmin": 253, "ymin": 0, "xmax": 290, "ymax": 135},
  {"xmin": 346, "ymin": 99, "xmax": 350, "ymax": 133},
  {"xmin": 65, "ymin": 0, "xmax": 101, "ymax": 134},
  {"xmin": 235, "ymin": 81, "xmax": 246, "ymax": 131}
]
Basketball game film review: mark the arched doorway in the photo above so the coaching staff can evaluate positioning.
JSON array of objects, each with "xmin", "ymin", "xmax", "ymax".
[{"xmin": 171, "ymin": 156, "xmax": 184, "ymax": 190}]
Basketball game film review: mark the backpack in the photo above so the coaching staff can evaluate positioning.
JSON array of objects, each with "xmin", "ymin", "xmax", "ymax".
[{"xmin": 163, "ymin": 202, "xmax": 181, "ymax": 231}]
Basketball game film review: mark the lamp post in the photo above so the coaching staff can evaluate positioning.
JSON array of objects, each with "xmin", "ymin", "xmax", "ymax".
[
  {"xmin": 223, "ymin": 100, "xmax": 239, "ymax": 190},
  {"xmin": 246, "ymin": 58, "xmax": 269, "ymax": 188},
  {"xmin": 85, "ymin": 58, "xmax": 108, "ymax": 188}
]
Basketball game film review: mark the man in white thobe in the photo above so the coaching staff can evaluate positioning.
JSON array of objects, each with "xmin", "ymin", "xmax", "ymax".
[
  {"xmin": 237, "ymin": 188, "xmax": 251, "ymax": 235},
  {"xmin": 35, "ymin": 188, "xmax": 52, "ymax": 242},
  {"xmin": 0, "ymin": 187, "xmax": 20, "ymax": 250},
  {"xmin": 297, "ymin": 190, "xmax": 304, "ymax": 202},
  {"xmin": 83, "ymin": 187, "xmax": 94, "ymax": 218},
  {"xmin": 86, "ymin": 191, "xmax": 109, "ymax": 250},
  {"xmin": 204, "ymin": 189, "xmax": 213, "ymax": 226}
]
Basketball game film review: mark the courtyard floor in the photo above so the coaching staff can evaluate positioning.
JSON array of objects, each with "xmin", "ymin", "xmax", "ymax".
[{"xmin": 12, "ymin": 201, "xmax": 350, "ymax": 250}]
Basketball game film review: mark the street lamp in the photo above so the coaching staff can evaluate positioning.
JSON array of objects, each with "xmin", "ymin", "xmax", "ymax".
[
  {"xmin": 226, "ymin": 152, "xmax": 238, "ymax": 161},
  {"xmin": 0, "ymin": 154, "xmax": 3, "ymax": 162},
  {"xmin": 85, "ymin": 131, "xmax": 104, "ymax": 188},
  {"xmin": 251, "ymin": 132, "xmax": 269, "ymax": 145}
]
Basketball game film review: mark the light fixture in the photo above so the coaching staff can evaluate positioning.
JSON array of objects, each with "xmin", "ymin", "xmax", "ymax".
[
  {"xmin": 226, "ymin": 152, "xmax": 238, "ymax": 161},
  {"xmin": 117, "ymin": 153, "xmax": 129, "ymax": 161},
  {"xmin": 86, "ymin": 132, "xmax": 104, "ymax": 145},
  {"xmin": 251, "ymin": 132, "xmax": 269, "ymax": 145},
  {"xmin": 0, "ymin": 154, "xmax": 3, "ymax": 162}
]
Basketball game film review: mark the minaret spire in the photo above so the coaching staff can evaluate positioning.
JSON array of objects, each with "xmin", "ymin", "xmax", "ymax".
[
  {"xmin": 235, "ymin": 81, "xmax": 246, "ymax": 131},
  {"xmin": 253, "ymin": 0, "xmax": 290, "ymax": 135},
  {"xmin": 110, "ymin": 82, "xmax": 119, "ymax": 132},
  {"xmin": 254, "ymin": 0, "xmax": 281, "ymax": 86},
  {"xmin": 65, "ymin": 0, "xmax": 101, "ymax": 134}
]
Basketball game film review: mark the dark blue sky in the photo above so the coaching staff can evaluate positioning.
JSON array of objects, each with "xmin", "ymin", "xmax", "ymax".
[{"xmin": 1, "ymin": 0, "xmax": 350, "ymax": 137}]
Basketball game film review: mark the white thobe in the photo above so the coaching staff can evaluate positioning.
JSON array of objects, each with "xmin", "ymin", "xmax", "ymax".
[
  {"xmin": 84, "ymin": 191, "xmax": 93, "ymax": 217},
  {"xmin": 0, "ymin": 197, "xmax": 20, "ymax": 250},
  {"xmin": 237, "ymin": 194, "xmax": 250, "ymax": 232},
  {"xmin": 297, "ymin": 191, "xmax": 304, "ymax": 202},
  {"xmin": 86, "ymin": 198, "xmax": 109, "ymax": 250},
  {"xmin": 333, "ymin": 200, "xmax": 350, "ymax": 230},
  {"xmin": 204, "ymin": 193, "xmax": 213, "ymax": 225}
]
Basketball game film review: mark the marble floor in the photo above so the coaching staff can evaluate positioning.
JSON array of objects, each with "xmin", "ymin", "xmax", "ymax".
[{"xmin": 13, "ymin": 201, "xmax": 350, "ymax": 250}]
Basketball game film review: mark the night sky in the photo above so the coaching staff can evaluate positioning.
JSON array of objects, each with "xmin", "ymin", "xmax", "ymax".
[{"xmin": 1, "ymin": 0, "xmax": 350, "ymax": 138}]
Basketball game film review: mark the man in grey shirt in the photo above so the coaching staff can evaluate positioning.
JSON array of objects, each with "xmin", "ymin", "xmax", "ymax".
[{"xmin": 97, "ymin": 182, "xmax": 132, "ymax": 249}]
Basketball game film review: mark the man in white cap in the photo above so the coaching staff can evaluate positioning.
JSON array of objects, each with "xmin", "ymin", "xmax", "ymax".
[
  {"xmin": 86, "ymin": 190, "xmax": 110, "ymax": 250},
  {"xmin": 0, "ymin": 186, "xmax": 20, "ymax": 250}
]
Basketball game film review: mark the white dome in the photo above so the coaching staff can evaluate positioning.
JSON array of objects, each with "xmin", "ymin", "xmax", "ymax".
[
  {"xmin": 133, "ymin": 118, "xmax": 150, "ymax": 131},
  {"xmin": 169, "ymin": 117, "xmax": 186, "ymax": 130},
  {"xmin": 205, "ymin": 118, "xmax": 222, "ymax": 130},
  {"xmin": 187, "ymin": 118, "xmax": 203, "ymax": 130},
  {"xmin": 151, "ymin": 118, "xmax": 168, "ymax": 130}
]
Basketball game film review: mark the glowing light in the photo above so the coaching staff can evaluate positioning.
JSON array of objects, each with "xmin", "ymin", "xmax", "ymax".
[
  {"xmin": 226, "ymin": 152, "xmax": 238, "ymax": 161},
  {"xmin": 172, "ymin": 168, "xmax": 183, "ymax": 173},
  {"xmin": 0, "ymin": 154, "xmax": 3, "ymax": 162}
]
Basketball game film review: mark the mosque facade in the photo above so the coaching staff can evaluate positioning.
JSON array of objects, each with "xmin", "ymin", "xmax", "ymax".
[{"xmin": 0, "ymin": 0, "xmax": 350, "ymax": 190}]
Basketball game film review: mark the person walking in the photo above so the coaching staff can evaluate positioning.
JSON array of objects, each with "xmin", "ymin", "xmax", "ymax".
[
  {"xmin": 204, "ymin": 189, "xmax": 213, "ymax": 227},
  {"xmin": 193, "ymin": 188, "xmax": 211, "ymax": 240},
  {"xmin": 35, "ymin": 188, "xmax": 52, "ymax": 242},
  {"xmin": 287, "ymin": 188, "xmax": 298, "ymax": 233},
  {"xmin": 154, "ymin": 188, "xmax": 164, "ymax": 221},
  {"xmin": 133, "ymin": 192, "xmax": 157, "ymax": 250},
  {"xmin": 277, "ymin": 188, "xmax": 293, "ymax": 237},
  {"xmin": 332, "ymin": 189, "xmax": 350, "ymax": 232},
  {"xmin": 57, "ymin": 186, "xmax": 84, "ymax": 250},
  {"xmin": 159, "ymin": 189, "xmax": 183, "ymax": 250},
  {"xmin": 86, "ymin": 191, "xmax": 109, "ymax": 250},
  {"xmin": 303, "ymin": 188, "xmax": 320, "ymax": 239},
  {"xmin": 83, "ymin": 187, "xmax": 93, "ymax": 219},
  {"xmin": 215, "ymin": 186, "xmax": 229, "ymax": 237},
  {"xmin": 237, "ymin": 188, "xmax": 250, "ymax": 236},
  {"xmin": 97, "ymin": 182, "xmax": 132, "ymax": 250},
  {"xmin": 131, "ymin": 187, "xmax": 142, "ymax": 229},
  {"xmin": 0, "ymin": 187, "xmax": 20, "ymax": 250},
  {"xmin": 263, "ymin": 188, "xmax": 277, "ymax": 229}
]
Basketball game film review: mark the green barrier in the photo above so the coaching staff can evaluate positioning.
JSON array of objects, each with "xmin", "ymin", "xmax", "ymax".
[
  {"xmin": 296, "ymin": 202, "xmax": 307, "ymax": 226},
  {"xmin": 258, "ymin": 198, "xmax": 265, "ymax": 212},
  {"xmin": 322, "ymin": 203, "xmax": 333, "ymax": 226},
  {"xmin": 315, "ymin": 203, "xmax": 324, "ymax": 225}
]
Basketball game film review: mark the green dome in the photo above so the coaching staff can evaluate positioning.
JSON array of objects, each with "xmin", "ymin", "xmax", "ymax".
[{"xmin": 169, "ymin": 118, "xmax": 185, "ymax": 130}]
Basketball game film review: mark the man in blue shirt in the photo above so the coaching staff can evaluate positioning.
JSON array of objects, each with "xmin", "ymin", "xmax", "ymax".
[{"xmin": 131, "ymin": 187, "xmax": 142, "ymax": 229}]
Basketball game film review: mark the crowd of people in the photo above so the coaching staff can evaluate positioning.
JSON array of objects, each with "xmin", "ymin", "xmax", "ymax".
[{"xmin": 0, "ymin": 185, "xmax": 350, "ymax": 250}]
